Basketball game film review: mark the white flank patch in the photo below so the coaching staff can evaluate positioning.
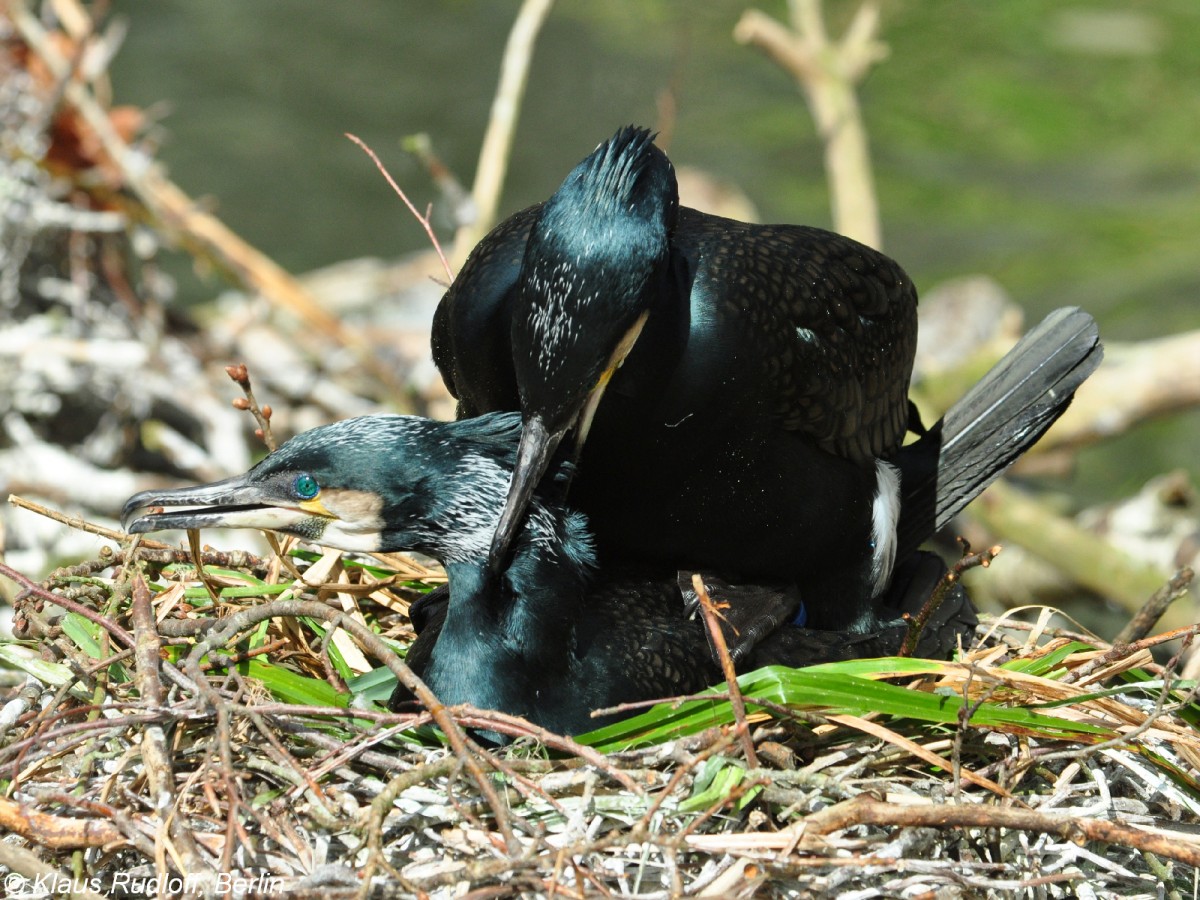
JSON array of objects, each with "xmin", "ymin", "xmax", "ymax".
[{"xmin": 870, "ymin": 460, "xmax": 901, "ymax": 597}]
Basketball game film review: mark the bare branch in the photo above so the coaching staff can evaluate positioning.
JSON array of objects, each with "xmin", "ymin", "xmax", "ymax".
[{"xmin": 452, "ymin": 0, "xmax": 556, "ymax": 263}]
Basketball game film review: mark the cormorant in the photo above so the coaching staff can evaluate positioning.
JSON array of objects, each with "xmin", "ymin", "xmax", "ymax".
[
  {"xmin": 121, "ymin": 306, "xmax": 1101, "ymax": 734},
  {"xmin": 434, "ymin": 126, "xmax": 923, "ymax": 631}
]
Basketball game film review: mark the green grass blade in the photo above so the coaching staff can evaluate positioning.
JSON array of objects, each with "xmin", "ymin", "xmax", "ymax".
[
  {"xmin": 233, "ymin": 658, "xmax": 348, "ymax": 708},
  {"xmin": 60, "ymin": 613, "xmax": 104, "ymax": 659},
  {"xmin": 578, "ymin": 664, "xmax": 1113, "ymax": 752}
]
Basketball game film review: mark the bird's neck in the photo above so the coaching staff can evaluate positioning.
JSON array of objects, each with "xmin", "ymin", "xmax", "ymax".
[{"xmin": 424, "ymin": 509, "xmax": 596, "ymax": 709}]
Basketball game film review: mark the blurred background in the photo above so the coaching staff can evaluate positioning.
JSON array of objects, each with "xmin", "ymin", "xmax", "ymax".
[
  {"xmin": 2, "ymin": 0, "xmax": 1198, "ymax": 638},
  {"xmin": 102, "ymin": 0, "xmax": 1199, "ymax": 486}
]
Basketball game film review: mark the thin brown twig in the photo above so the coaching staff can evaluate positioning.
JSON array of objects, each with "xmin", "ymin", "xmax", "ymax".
[
  {"xmin": 2, "ymin": 562, "xmax": 135, "ymax": 648},
  {"xmin": 801, "ymin": 794, "xmax": 1200, "ymax": 868},
  {"xmin": 1069, "ymin": 622, "xmax": 1200, "ymax": 687},
  {"xmin": 900, "ymin": 539, "xmax": 1000, "ymax": 657},
  {"xmin": 8, "ymin": 493, "xmax": 169, "ymax": 549},
  {"xmin": 691, "ymin": 573, "xmax": 758, "ymax": 768},
  {"xmin": 1114, "ymin": 566, "xmax": 1194, "ymax": 645},
  {"xmin": 225, "ymin": 362, "xmax": 276, "ymax": 451},
  {"xmin": 345, "ymin": 132, "xmax": 453, "ymax": 284}
]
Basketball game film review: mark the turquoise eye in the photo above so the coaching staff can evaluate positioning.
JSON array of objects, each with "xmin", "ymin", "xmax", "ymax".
[{"xmin": 294, "ymin": 474, "xmax": 319, "ymax": 499}]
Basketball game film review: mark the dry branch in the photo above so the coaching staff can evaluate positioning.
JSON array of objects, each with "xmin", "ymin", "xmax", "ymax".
[
  {"xmin": 692, "ymin": 572, "xmax": 757, "ymax": 767},
  {"xmin": 804, "ymin": 794, "xmax": 1200, "ymax": 868},
  {"xmin": 735, "ymin": 0, "xmax": 887, "ymax": 247},
  {"xmin": 452, "ymin": 0, "xmax": 556, "ymax": 263},
  {"xmin": 0, "ymin": 796, "xmax": 125, "ymax": 849}
]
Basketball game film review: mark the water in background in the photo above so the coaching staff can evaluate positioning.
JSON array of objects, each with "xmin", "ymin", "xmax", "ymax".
[{"xmin": 106, "ymin": 0, "xmax": 1200, "ymax": 495}]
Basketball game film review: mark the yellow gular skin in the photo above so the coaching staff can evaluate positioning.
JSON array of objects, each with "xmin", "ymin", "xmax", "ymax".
[{"xmin": 298, "ymin": 497, "xmax": 336, "ymax": 518}]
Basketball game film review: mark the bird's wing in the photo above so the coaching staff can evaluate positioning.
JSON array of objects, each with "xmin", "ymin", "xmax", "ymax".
[
  {"xmin": 432, "ymin": 205, "xmax": 542, "ymax": 417},
  {"xmin": 674, "ymin": 209, "xmax": 918, "ymax": 462},
  {"xmin": 575, "ymin": 579, "xmax": 717, "ymax": 701}
]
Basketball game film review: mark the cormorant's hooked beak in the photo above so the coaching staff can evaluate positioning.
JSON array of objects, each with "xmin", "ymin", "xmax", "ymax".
[
  {"xmin": 121, "ymin": 476, "xmax": 336, "ymax": 536},
  {"xmin": 489, "ymin": 311, "xmax": 650, "ymax": 574},
  {"xmin": 488, "ymin": 415, "xmax": 564, "ymax": 575}
]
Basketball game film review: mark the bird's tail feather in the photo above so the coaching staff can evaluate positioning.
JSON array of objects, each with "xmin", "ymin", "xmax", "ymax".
[{"xmin": 895, "ymin": 306, "xmax": 1103, "ymax": 560}]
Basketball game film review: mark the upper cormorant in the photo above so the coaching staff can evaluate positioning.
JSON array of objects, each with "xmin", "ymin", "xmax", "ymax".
[
  {"xmin": 435, "ymin": 126, "xmax": 922, "ymax": 631},
  {"xmin": 121, "ymin": 306, "xmax": 1100, "ymax": 734}
]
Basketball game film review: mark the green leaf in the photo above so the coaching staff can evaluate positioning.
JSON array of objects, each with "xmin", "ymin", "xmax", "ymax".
[
  {"xmin": 347, "ymin": 666, "xmax": 400, "ymax": 705},
  {"xmin": 183, "ymin": 582, "xmax": 292, "ymax": 601},
  {"xmin": 233, "ymin": 658, "xmax": 348, "ymax": 708},
  {"xmin": 60, "ymin": 613, "xmax": 104, "ymax": 659},
  {"xmin": 578, "ymin": 664, "xmax": 1113, "ymax": 752},
  {"xmin": 1001, "ymin": 641, "xmax": 1096, "ymax": 677},
  {"xmin": 0, "ymin": 643, "xmax": 76, "ymax": 686}
]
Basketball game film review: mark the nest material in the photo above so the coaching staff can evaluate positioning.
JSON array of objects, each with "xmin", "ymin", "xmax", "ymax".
[
  {"xmin": 3, "ymin": 3, "xmax": 1200, "ymax": 896},
  {"xmin": 1, "ymin": 523, "xmax": 1198, "ymax": 899}
]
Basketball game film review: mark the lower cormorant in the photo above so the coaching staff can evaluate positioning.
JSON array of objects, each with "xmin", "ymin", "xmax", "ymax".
[{"xmin": 121, "ymin": 412, "xmax": 972, "ymax": 735}]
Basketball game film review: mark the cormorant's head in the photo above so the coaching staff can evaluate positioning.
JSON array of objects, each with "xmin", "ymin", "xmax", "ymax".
[
  {"xmin": 492, "ymin": 125, "xmax": 678, "ymax": 571},
  {"xmin": 121, "ymin": 413, "xmax": 583, "ymax": 565}
]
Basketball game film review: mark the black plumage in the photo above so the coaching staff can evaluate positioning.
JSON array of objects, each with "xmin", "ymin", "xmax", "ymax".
[
  {"xmin": 121, "ymin": 413, "xmax": 976, "ymax": 736},
  {"xmin": 120, "ymin": 299, "xmax": 1099, "ymax": 735},
  {"xmin": 435, "ymin": 126, "xmax": 921, "ymax": 631}
]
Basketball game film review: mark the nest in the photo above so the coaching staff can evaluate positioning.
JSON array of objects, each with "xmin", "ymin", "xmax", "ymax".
[
  {"xmin": 3, "ymin": 2, "xmax": 1200, "ymax": 896},
  {"xmin": 1, "ymin": 515, "xmax": 1198, "ymax": 899}
]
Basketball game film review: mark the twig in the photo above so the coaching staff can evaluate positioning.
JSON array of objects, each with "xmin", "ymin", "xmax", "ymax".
[
  {"xmin": 1115, "ymin": 566, "xmax": 1194, "ymax": 645},
  {"xmin": 0, "ymin": 796, "xmax": 125, "ymax": 850},
  {"xmin": 346, "ymin": 133, "xmax": 453, "ymax": 284},
  {"xmin": 900, "ymin": 539, "xmax": 1000, "ymax": 657},
  {"xmin": 691, "ymin": 573, "xmax": 757, "ymax": 768},
  {"xmin": 1063, "ymin": 622, "xmax": 1200, "ymax": 688},
  {"xmin": 452, "ymin": 0, "xmax": 556, "ymax": 263},
  {"xmin": 225, "ymin": 363, "xmax": 276, "ymax": 451},
  {"xmin": 801, "ymin": 794, "xmax": 1200, "ymax": 868},
  {"xmin": 1, "ymin": 562, "xmax": 135, "ymax": 648},
  {"xmin": 8, "ymin": 493, "xmax": 169, "ymax": 550}
]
